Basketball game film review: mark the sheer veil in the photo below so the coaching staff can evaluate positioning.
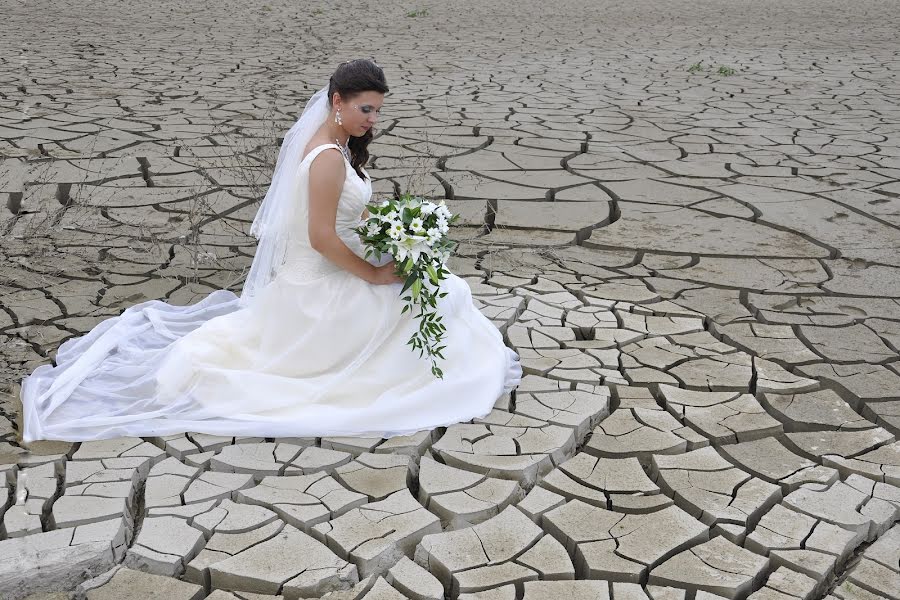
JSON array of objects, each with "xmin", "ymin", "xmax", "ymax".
[
  {"xmin": 240, "ymin": 83, "xmax": 331, "ymax": 307},
  {"xmin": 19, "ymin": 84, "xmax": 333, "ymax": 443},
  {"xmin": 19, "ymin": 80, "xmax": 524, "ymax": 445}
]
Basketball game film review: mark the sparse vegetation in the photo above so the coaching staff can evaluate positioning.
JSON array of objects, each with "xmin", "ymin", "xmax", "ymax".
[
  {"xmin": 1, "ymin": 76, "xmax": 532, "ymax": 308},
  {"xmin": 686, "ymin": 61, "xmax": 737, "ymax": 76},
  {"xmin": 3, "ymin": 117, "xmax": 124, "ymax": 244},
  {"xmin": 406, "ymin": 7, "xmax": 429, "ymax": 17},
  {"xmin": 171, "ymin": 96, "xmax": 285, "ymax": 291},
  {"xmin": 687, "ymin": 61, "xmax": 704, "ymax": 74},
  {"xmin": 0, "ymin": 94, "xmax": 287, "ymax": 299}
]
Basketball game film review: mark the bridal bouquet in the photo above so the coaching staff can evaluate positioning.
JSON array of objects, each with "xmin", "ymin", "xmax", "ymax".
[{"xmin": 353, "ymin": 193, "xmax": 460, "ymax": 378}]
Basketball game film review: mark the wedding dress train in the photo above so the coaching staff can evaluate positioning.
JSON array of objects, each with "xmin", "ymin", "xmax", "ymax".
[{"xmin": 19, "ymin": 143, "xmax": 522, "ymax": 442}]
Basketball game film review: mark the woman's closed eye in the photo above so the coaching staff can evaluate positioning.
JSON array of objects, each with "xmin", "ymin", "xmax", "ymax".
[{"xmin": 356, "ymin": 104, "xmax": 382, "ymax": 115}]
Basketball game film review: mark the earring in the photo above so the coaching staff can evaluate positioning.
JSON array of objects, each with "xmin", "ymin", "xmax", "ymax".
[{"xmin": 334, "ymin": 109, "xmax": 342, "ymax": 125}]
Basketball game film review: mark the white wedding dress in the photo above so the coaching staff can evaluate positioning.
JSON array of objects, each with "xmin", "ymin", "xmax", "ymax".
[{"xmin": 20, "ymin": 143, "xmax": 522, "ymax": 443}]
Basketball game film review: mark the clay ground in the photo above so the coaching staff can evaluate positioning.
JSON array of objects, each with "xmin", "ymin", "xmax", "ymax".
[{"xmin": 0, "ymin": 1, "xmax": 899, "ymax": 599}]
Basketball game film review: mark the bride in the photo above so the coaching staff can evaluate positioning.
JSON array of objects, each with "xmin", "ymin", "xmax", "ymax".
[{"xmin": 19, "ymin": 59, "xmax": 522, "ymax": 443}]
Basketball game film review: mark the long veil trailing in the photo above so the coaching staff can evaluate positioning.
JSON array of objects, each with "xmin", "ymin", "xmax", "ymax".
[
  {"xmin": 19, "ymin": 85, "xmax": 333, "ymax": 443},
  {"xmin": 19, "ymin": 81, "xmax": 522, "ymax": 444}
]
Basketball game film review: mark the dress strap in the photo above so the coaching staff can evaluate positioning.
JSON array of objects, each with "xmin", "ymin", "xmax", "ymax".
[{"xmin": 301, "ymin": 143, "xmax": 345, "ymax": 166}]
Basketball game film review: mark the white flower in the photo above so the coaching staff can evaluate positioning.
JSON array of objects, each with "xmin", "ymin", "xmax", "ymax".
[
  {"xmin": 394, "ymin": 233, "xmax": 430, "ymax": 263},
  {"xmin": 387, "ymin": 221, "xmax": 404, "ymax": 239},
  {"xmin": 366, "ymin": 221, "xmax": 381, "ymax": 235},
  {"xmin": 420, "ymin": 203, "xmax": 436, "ymax": 216},
  {"xmin": 410, "ymin": 240, "xmax": 431, "ymax": 263},
  {"xmin": 380, "ymin": 199, "xmax": 391, "ymax": 207},
  {"xmin": 382, "ymin": 210, "xmax": 400, "ymax": 223},
  {"xmin": 425, "ymin": 228, "xmax": 441, "ymax": 245},
  {"xmin": 409, "ymin": 217, "xmax": 424, "ymax": 232}
]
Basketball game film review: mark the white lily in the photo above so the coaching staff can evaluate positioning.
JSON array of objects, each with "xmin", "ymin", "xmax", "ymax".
[{"xmin": 410, "ymin": 240, "xmax": 431, "ymax": 263}]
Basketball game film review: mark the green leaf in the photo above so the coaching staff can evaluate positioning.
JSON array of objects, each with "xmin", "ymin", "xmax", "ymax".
[
  {"xmin": 400, "ymin": 272, "xmax": 417, "ymax": 295},
  {"xmin": 426, "ymin": 264, "xmax": 439, "ymax": 284}
]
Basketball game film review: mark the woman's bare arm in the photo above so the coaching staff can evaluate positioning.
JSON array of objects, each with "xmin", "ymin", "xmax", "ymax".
[{"xmin": 307, "ymin": 149, "xmax": 376, "ymax": 283}]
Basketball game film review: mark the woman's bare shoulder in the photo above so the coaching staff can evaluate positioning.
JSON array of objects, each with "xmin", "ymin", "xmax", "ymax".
[
  {"xmin": 303, "ymin": 138, "xmax": 343, "ymax": 162},
  {"xmin": 305, "ymin": 140, "xmax": 346, "ymax": 191}
]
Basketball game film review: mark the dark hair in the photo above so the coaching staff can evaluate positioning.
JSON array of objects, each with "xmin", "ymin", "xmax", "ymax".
[{"xmin": 327, "ymin": 59, "xmax": 388, "ymax": 181}]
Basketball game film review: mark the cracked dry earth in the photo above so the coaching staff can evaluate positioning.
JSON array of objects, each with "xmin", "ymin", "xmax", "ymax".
[{"xmin": 1, "ymin": 0, "xmax": 900, "ymax": 599}]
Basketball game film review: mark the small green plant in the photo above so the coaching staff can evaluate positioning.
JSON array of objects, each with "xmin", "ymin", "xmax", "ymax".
[
  {"xmin": 406, "ymin": 7, "xmax": 429, "ymax": 17},
  {"xmin": 312, "ymin": 8, "xmax": 322, "ymax": 14},
  {"xmin": 687, "ymin": 61, "xmax": 737, "ymax": 76}
]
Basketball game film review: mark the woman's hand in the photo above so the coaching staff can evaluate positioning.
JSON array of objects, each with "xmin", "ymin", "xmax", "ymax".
[{"xmin": 369, "ymin": 261, "xmax": 405, "ymax": 285}]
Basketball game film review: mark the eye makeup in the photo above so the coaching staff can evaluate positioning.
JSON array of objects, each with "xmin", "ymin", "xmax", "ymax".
[{"xmin": 355, "ymin": 104, "xmax": 382, "ymax": 114}]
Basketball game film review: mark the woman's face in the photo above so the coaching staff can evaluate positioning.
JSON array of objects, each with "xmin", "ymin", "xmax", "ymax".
[{"xmin": 341, "ymin": 91, "xmax": 384, "ymax": 136}]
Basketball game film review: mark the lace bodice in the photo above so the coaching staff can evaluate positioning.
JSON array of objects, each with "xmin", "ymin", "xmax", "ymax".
[{"xmin": 278, "ymin": 143, "xmax": 375, "ymax": 281}]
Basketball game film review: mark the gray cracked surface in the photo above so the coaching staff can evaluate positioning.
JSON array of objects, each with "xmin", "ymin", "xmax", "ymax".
[{"xmin": 2, "ymin": 0, "xmax": 900, "ymax": 599}]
